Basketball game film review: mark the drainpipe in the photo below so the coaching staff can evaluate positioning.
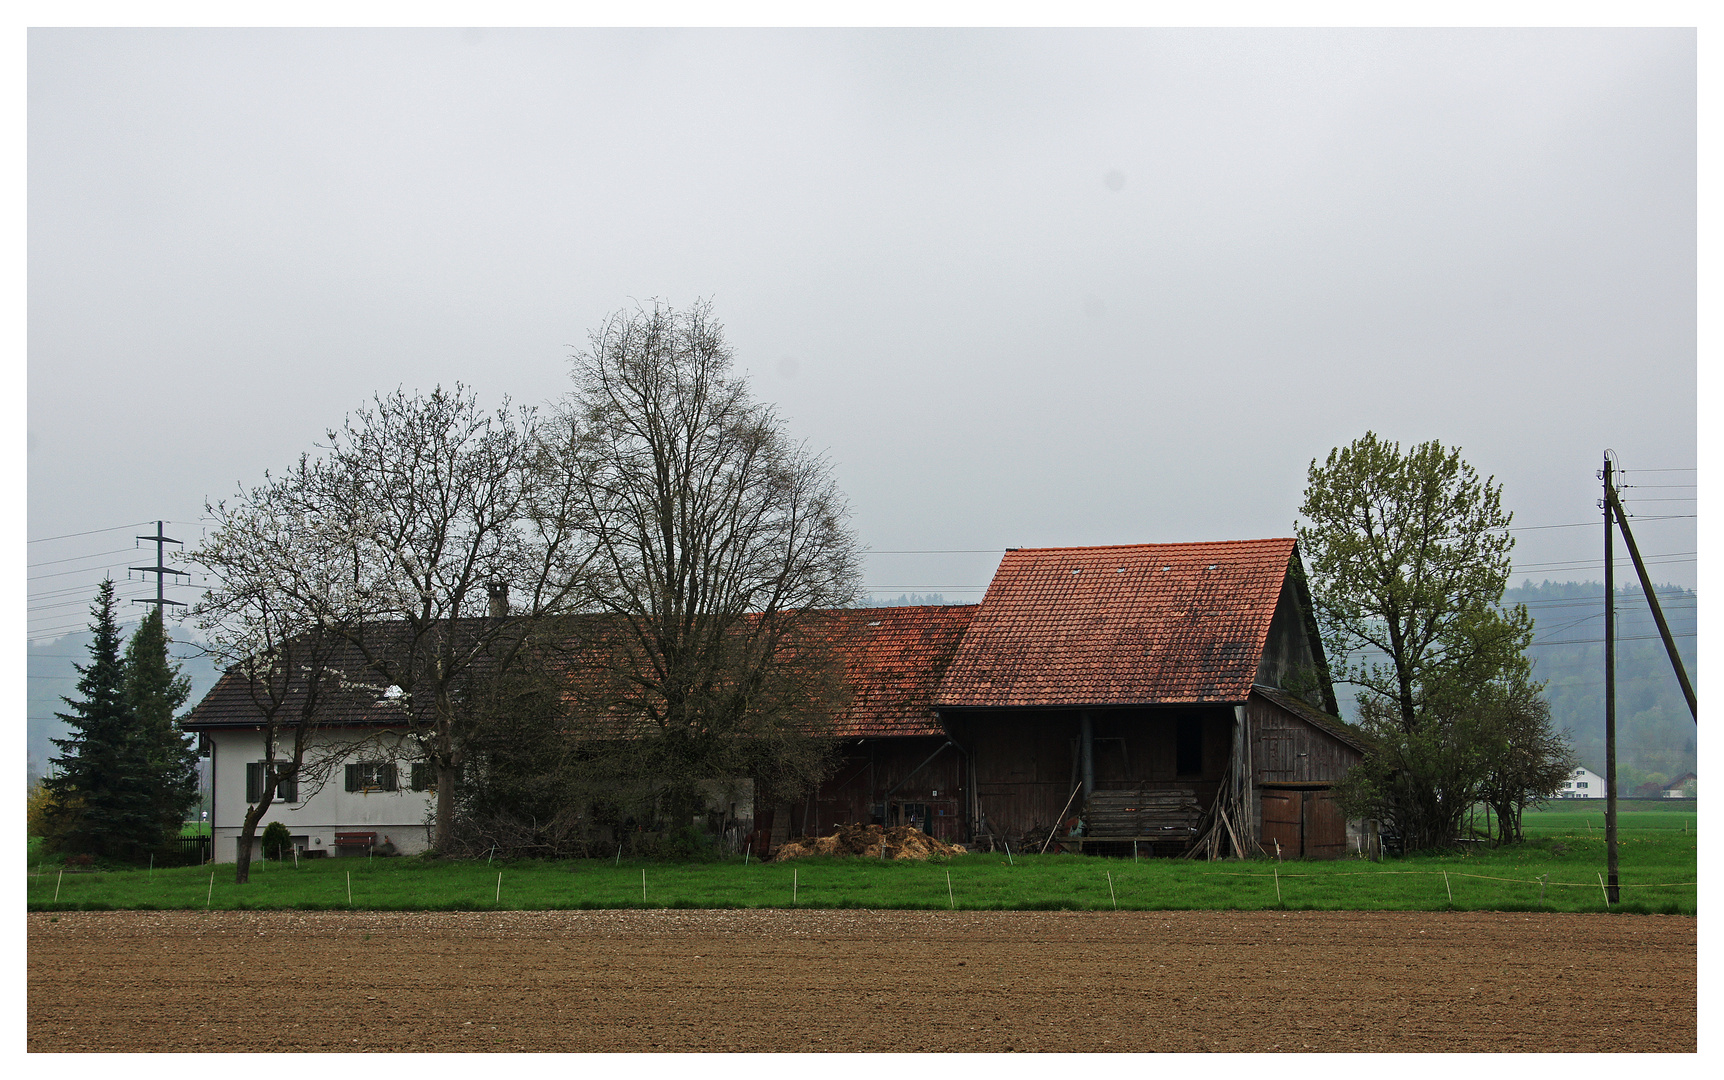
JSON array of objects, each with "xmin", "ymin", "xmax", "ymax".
[{"xmin": 1080, "ymin": 712, "xmax": 1094, "ymax": 803}]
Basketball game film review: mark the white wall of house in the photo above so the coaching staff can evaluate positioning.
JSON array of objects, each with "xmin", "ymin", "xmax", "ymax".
[
  {"xmin": 1557, "ymin": 766, "xmax": 1606, "ymax": 799},
  {"xmin": 209, "ymin": 726, "xmax": 435, "ymax": 862}
]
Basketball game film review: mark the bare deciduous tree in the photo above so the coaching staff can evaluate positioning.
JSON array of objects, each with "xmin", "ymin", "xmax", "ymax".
[
  {"xmin": 194, "ymin": 386, "xmax": 589, "ymax": 851},
  {"xmin": 191, "ymin": 485, "xmax": 381, "ymax": 882},
  {"xmin": 554, "ymin": 300, "xmax": 862, "ymax": 830}
]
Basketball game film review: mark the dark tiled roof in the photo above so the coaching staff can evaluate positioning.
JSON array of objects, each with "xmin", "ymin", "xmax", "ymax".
[
  {"xmin": 183, "ymin": 608, "xmax": 979, "ymax": 740},
  {"xmin": 182, "ymin": 633, "xmax": 432, "ymax": 731},
  {"xmin": 935, "ymin": 538, "xmax": 1298, "ymax": 708},
  {"xmin": 823, "ymin": 605, "xmax": 978, "ymax": 737}
]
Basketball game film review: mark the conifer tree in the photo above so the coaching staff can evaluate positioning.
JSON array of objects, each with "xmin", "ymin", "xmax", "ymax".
[
  {"xmin": 123, "ymin": 606, "xmax": 200, "ymax": 846},
  {"xmin": 45, "ymin": 583, "xmax": 197, "ymax": 861},
  {"xmin": 45, "ymin": 581, "xmax": 149, "ymax": 857}
]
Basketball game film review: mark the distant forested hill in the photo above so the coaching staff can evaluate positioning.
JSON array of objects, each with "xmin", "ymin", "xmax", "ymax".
[
  {"xmin": 1507, "ymin": 580, "xmax": 1696, "ymax": 790},
  {"xmin": 858, "ymin": 593, "xmax": 964, "ymax": 608},
  {"xmin": 1326, "ymin": 580, "xmax": 1694, "ymax": 793}
]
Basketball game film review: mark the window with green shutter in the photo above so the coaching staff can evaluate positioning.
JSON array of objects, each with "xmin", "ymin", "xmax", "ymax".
[
  {"xmin": 247, "ymin": 762, "xmax": 298, "ymax": 803},
  {"xmin": 346, "ymin": 762, "xmax": 398, "ymax": 793}
]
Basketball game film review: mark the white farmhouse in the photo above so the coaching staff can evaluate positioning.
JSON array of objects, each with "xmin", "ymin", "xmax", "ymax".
[
  {"xmin": 184, "ymin": 665, "xmax": 435, "ymax": 863},
  {"xmin": 1557, "ymin": 765, "xmax": 1606, "ymax": 799}
]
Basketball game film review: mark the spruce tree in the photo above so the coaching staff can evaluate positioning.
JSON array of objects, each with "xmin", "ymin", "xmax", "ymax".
[
  {"xmin": 45, "ymin": 581, "xmax": 154, "ymax": 859},
  {"xmin": 124, "ymin": 606, "xmax": 200, "ymax": 848}
]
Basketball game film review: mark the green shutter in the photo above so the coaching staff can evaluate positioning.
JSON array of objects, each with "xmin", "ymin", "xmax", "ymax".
[
  {"xmin": 345, "ymin": 763, "xmax": 360, "ymax": 792},
  {"xmin": 381, "ymin": 763, "xmax": 398, "ymax": 792},
  {"xmin": 246, "ymin": 762, "xmax": 263, "ymax": 803}
]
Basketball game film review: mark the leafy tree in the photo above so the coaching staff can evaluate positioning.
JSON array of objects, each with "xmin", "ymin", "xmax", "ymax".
[
  {"xmin": 44, "ymin": 582, "xmax": 180, "ymax": 861},
  {"xmin": 550, "ymin": 300, "xmax": 860, "ymax": 831},
  {"xmin": 1468, "ymin": 671, "xmax": 1575, "ymax": 843},
  {"xmin": 1302, "ymin": 433, "xmax": 1565, "ymax": 850},
  {"xmin": 123, "ymin": 607, "xmax": 201, "ymax": 848}
]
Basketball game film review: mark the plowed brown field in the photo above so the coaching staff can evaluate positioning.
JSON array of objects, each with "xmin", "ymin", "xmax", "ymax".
[{"xmin": 28, "ymin": 909, "xmax": 1694, "ymax": 1053}]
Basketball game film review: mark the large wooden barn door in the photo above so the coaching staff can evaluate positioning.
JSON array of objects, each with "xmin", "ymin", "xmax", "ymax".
[
  {"xmin": 1260, "ymin": 790, "xmax": 1302, "ymax": 856},
  {"xmin": 1259, "ymin": 786, "xmax": 1347, "ymax": 859},
  {"xmin": 1302, "ymin": 789, "xmax": 1347, "ymax": 859}
]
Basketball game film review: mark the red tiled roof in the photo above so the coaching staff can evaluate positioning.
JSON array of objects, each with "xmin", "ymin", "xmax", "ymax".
[
  {"xmin": 934, "ymin": 538, "xmax": 1298, "ymax": 708},
  {"xmin": 824, "ymin": 605, "xmax": 978, "ymax": 737}
]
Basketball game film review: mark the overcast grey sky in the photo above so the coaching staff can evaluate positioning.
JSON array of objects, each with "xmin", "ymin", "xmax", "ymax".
[{"xmin": 27, "ymin": 28, "xmax": 1696, "ymax": 641}]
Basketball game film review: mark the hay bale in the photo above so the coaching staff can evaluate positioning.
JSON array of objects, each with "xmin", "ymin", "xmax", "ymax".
[{"xmin": 771, "ymin": 823, "xmax": 967, "ymax": 861}]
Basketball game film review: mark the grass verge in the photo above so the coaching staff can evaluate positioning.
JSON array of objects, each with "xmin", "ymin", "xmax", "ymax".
[{"xmin": 26, "ymin": 807, "xmax": 1694, "ymax": 915}]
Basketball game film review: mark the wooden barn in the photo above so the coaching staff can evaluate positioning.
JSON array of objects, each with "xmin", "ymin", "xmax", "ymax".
[{"xmin": 770, "ymin": 538, "xmax": 1369, "ymax": 859}]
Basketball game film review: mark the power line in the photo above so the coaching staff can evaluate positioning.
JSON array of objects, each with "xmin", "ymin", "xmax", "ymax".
[
  {"xmin": 867, "ymin": 549, "xmax": 1005, "ymax": 554},
  {"xmin": 27, "ymin": 546, "xmax": 136, "ymax": 570},
  {"xmin": 26, "ymin": 521, "xmax": 155, "ymax": 544},
  {"xmin": 1530, "ymin": 632, "xmax": 1697, "ymax": 647}
]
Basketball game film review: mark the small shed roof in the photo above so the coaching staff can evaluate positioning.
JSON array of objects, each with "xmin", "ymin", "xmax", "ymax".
[{"xmin": 935, "ymin": 538, "xmax": 1298, "ymax": 708}]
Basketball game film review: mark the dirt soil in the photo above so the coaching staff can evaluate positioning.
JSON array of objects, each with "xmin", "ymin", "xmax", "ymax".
[{"xmin": 28, "ymin": 909, "xmax": 1693, "ymax": 1053}]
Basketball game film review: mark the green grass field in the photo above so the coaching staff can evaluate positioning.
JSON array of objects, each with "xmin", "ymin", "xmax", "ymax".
[{"xmin": 26, "ymin": 803, "xmax": 1695, "ymax": 915}]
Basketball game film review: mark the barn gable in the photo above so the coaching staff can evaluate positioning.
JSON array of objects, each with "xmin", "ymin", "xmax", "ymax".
[{"xmin": 934, "ymin": 538, "xmax": 1299, "ymax": 708}]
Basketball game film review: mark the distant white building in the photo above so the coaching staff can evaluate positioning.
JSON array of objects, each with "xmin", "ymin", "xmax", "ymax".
[
  {"xmin": 1663, "ymin": 773, "xmax": 1696, "ymax": 799},
  {"xmin": 1557, "ymin": 766, "xmax": 1605, "ymax": 799}
]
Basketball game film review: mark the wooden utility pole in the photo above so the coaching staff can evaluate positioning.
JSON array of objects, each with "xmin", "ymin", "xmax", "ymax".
[
  {"xmin": 1604, "ymin": 486, "xmax": 1697, "ymax": 719},
  {"xmin": 1602, "ymin": 455, "xmax": 1620, "ymax": 905}
]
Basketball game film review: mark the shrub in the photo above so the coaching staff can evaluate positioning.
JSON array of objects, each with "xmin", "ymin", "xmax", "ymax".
[{"xmin": 260, "ymin": 821, "xmax": 293, "ymax": 861}]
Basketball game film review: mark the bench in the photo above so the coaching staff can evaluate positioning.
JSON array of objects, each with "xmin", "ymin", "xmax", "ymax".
[{"xmin": 333, "ymin": 831, "xmax": 378, "ymax": 852}]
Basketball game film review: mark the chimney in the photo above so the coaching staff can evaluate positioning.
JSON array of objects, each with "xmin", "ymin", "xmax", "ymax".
[{"xmin": 487, "ymin": 581, "xmax": 509, "ymax": 619}]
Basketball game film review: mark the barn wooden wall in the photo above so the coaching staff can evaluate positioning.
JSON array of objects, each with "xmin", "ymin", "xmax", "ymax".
[
  {"xmin": 1248, "ymin": 695, "xmax": 1361, "ymax": 784},
  {"xmin": 1246, "ymin": 694, "xmax": 1365, "ymax": 855},
  {"xmin": 789, "ymin": 699, "xmax": 1361, "ymax": 851},
  {"xmin": 943, "ymin": 706, "xmax": 1236, "ymax": 842},
  {"xmin": 798, "ymin": 736, "xmax": 968, "ymax": 841}
]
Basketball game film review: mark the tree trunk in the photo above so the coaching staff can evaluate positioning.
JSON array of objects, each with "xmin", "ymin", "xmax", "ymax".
[
  {"xmin": 427, "ymin": 684, "xmax": 456, "ymax": 851},
  {"xmin": 434, "ymin": 760, "xmax": 456, "ymax": 850},
  {"xmin": 234, "ymin": 794, "xmax": 269, "ymax": 884}
]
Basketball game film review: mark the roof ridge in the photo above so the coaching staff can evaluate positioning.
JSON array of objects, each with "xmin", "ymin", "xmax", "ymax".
[{"xmin": 1005, "ymin": 537, "xmax": 1294, "ymax": 554}]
